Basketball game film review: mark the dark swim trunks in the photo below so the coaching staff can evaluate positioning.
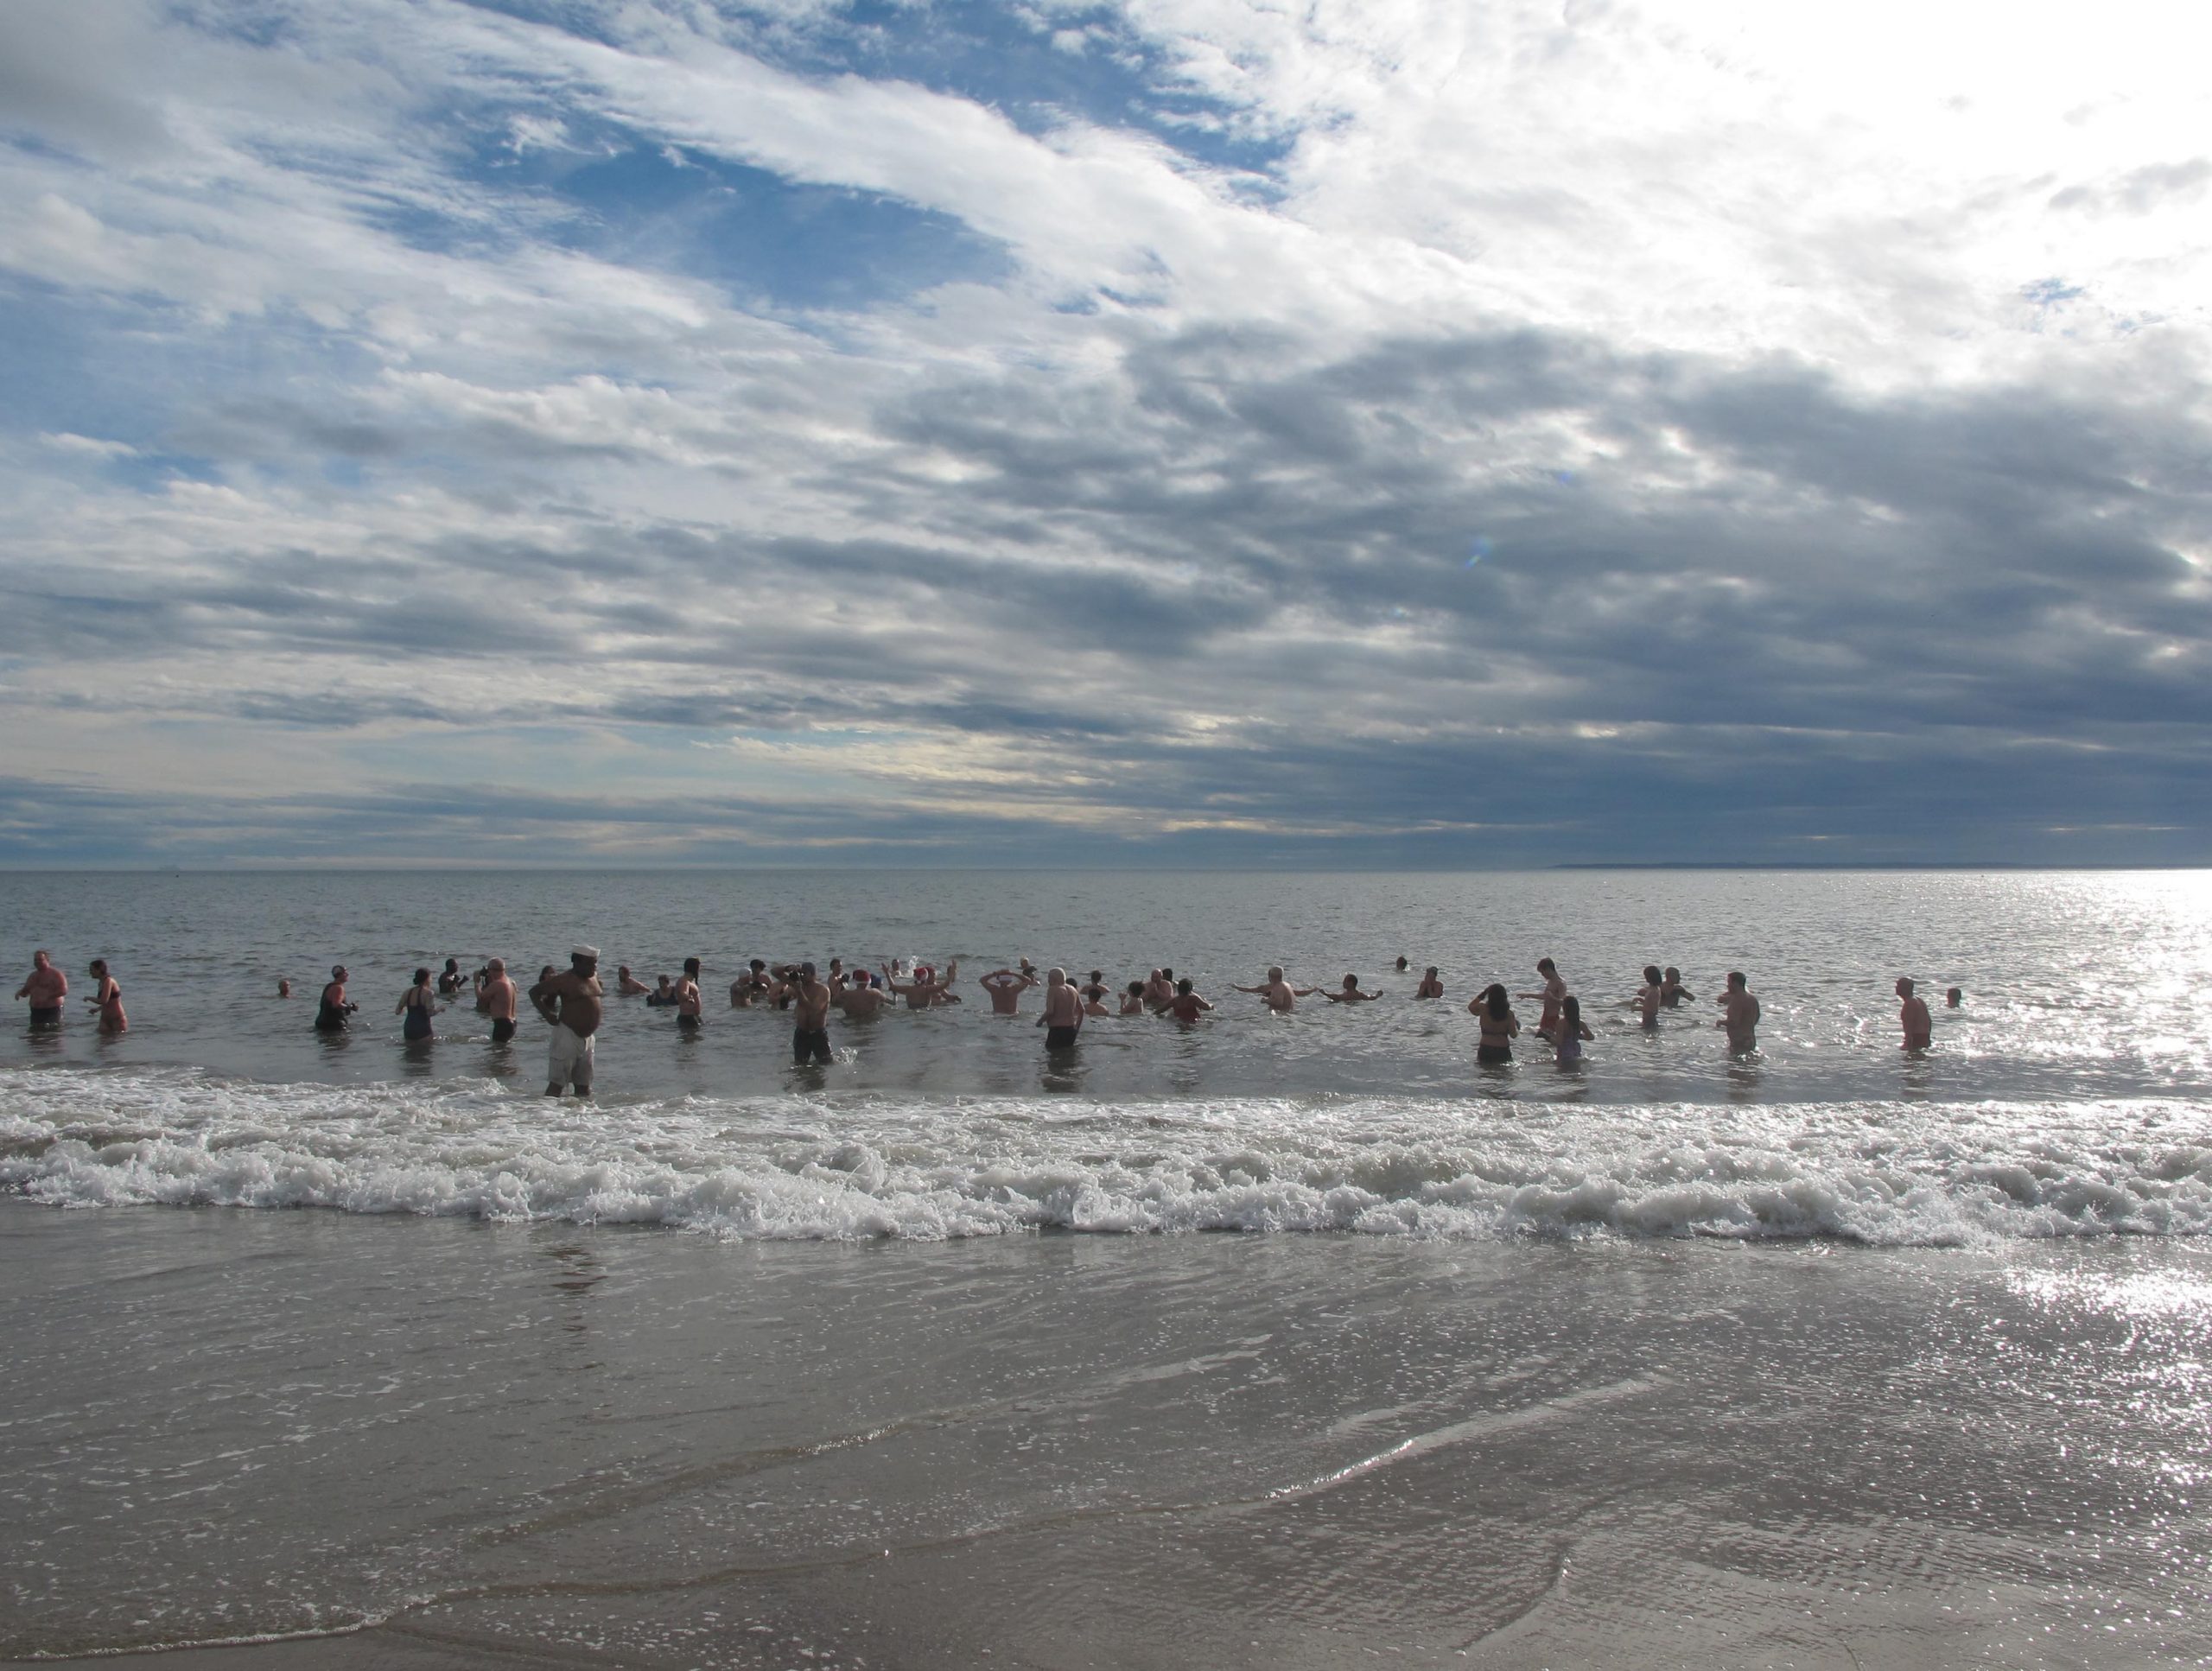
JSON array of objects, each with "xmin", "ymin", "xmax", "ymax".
[
  {"xmin": 490, "ymin": 1018, "xmax": 517, "ymax": 1044},
  {"xmin": 1477, "ymin": 1045, "xmax": 1513, "ymax": 1065},
  {"xmin": 792, "ymin": 1026, "xmax": 830, "ymax": 1064},
  {"xmin": 1045, "ymin": 1025, "xmax": 1080, "ymax": 1051},
  {"xmin": 677, "ymin": 1013, "xmax": 701, "ymax": 1033},
  {"xmin": 28, "ymin": 1006, "xmax": 61, "ymax": 1028}
]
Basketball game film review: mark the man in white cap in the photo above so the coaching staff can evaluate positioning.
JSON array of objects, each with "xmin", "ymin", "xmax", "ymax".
[{"xmin": 531, "ymin": 946, "xmax": 604, "ymax": 1096}]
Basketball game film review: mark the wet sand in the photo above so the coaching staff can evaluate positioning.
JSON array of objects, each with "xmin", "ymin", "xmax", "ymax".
[{"xmin": 8, "ymin": 1201, "xmax": 2209, "ymax": 1668}]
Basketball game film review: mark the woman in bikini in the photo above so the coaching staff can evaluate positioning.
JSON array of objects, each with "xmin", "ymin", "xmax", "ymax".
[{"xmin": 1469, "ymin": 982, "xmax": 1519, "ymax": 1065}]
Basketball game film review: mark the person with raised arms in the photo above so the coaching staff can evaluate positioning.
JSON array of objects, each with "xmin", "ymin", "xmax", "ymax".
[
  {"xmin": 884, "ymin": 959, "xmax": 959, "ymax": 1011},
  {"xmin": 789, "ymin": 963, "xmax": 833, "ymax": 1065},
  {"xmin": 1414, "ymin": 966, "xmax": 1445, "ymax": 1000},
  {"xmin": 1471, "ymin": 982, "xmax": 1520, "ymax": 1064},
  {"xmin": 979, "ymin": 966, "xmax": 1039, "ymax": 1015},
  {"xmin": 531, "ymin": 946, "xmax": 603, "ymax": 1097},
  {"xmin": 1716, "ymin": 971, "xmax": 1759, "ymax": 1053},
  {"xmin": 1322, "ymin": 973, "xmax": 1381, "ymax": 1004},
  {"xmin": 673, "ymin": 957, "xmax": 704, "ymax": 1034},
  {"xmin": 1232, "ymin": 967, "xmax": 1318, "ymax": 1013}
]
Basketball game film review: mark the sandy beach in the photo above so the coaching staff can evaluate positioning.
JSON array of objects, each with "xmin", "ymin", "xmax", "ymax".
[{"xmin": 10, "ymin": 1198, "xmax": 2207, "ymax": 1668}]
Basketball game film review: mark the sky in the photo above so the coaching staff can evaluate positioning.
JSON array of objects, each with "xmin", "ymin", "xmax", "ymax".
[{"xmin": 2, "ymin": 0, "xmax": 2209, "ymax": 867}]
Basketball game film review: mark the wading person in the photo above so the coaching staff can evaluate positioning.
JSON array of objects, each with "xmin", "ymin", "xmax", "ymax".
[
  {"xmin": 531, "ymin": 947, "xmax": 604, "ymax": 1097},
  {"xmin": 16, "ymin": 950, "xmax": 67, "ymax": 1029}
]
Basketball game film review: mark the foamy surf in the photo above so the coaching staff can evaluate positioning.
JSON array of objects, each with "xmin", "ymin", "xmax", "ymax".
[{"xmin": 3, "ymin": 1064, "xmax": 2206, "ymax": 1244}]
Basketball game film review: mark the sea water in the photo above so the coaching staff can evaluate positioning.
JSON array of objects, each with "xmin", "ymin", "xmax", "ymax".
[
  {"xmin": 3, "ymin": 870, "xmax": 2209, "ymax": 1667},
  {"xmin": 3, "ymin": 868, "xmax": 2209, "ymax": 1243}
]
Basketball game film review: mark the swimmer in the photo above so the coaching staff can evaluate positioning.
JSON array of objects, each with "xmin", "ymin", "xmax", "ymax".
[
  {"xmin": 16, "ymin": 950, "xmax": 67, "ymax": 1029},
  {"xmin": 885, "ymin": 960, "xmax": 959, "ymax": 1010},
  {"xmin": 1322, "ymin": 974, "xmax": 1380, "ymax": 1003},
  {"xmin": 1632, "ymin": 965, "xmax": 1663, "ymax": 1029},
  {"xmin": 1120, "ymin": 980, "xmax": 1147, "ymax": 1015},
  {"xmin": 85, "ymin": 958, "xmax": 126, "ymax": 1034},
  {"xmin": 674, "ymin": 957, "xmax": 703, "ymax": 1033},
  {"xmin": 480, "ymin": 958, "xmax": 518, "ymax": 1043},
  {"xmin": 1077, "ymin": 970, "xmax": 1112, "ymax": 1011},
  {"xmin": 1162, "ymin": 977, "xmax": 1214, "ymax": 1022},
  {"xmin": 617, "ymin": 965, "xmax": 652, "ymax": 997},
  {"xmin": 648, "ymin": 974, "xmax": 675, "ymax": 1007},
  {"xmin": 1142, "ymin": 969, "xmax": 1175, "ymax": 1011},
  {"xmin": 833, "ymin": 970, "xmax": 887, "ymax": 1020},
  {"xmin": 979, "ymin": 966, "xmax": 1039, "ymax": 1015},
  {"xmin": 1414, "ymin": 966, "xmax": 1445, "ymax": 1000},
  {"xmin": 1553, "ymin": 994, "xmax": 1592, "ymax": 1065},
  {"xmin": 1661, "ymin": 967, "xmax": 1694, "ymax": 1007},
  {"xmin": 1897, "ymin": 977, "xmax": 1931, "ymax": 1051},
  {"xmin": 1716, "ymin": 970, "xmax": 1759, "ymax": 1053},
  {"xmin": 1395, "ymin": 956, "xmax": 1409, "ymax": 972},
  {"xmin": 789, "ymin": 963, "xmax": 832, "ymax": 1064},
  {"xmin": 531, "ymin": 947, "xmax": 603, "ymax": 1096},
  {"xmin": 1517, "ymin": 958, "xmax": 1566, "ymax": 1039},
  {"xmin": 1231, "ymin": 968, "xmax": 1317, "ymax": 1013},
  {"xmin": 1471, "ymin": 983, "xmax": 1519, "ymax": 1064},
  {"xmin": 1037, "ymin": 968, "xmax": 1084, "ymax": 1052},
  {"xmin": 315, "ymin": 965, "xmax": 357, "ymax": 1032},
  {"xmin": 276, "ymin": 978, "xmax": 292, "ymax": 999},
  {"xmin": 1946, "ymin": 987, "xmax": 1963, "ymax": 1008},
  {"xmin": 436, "ymin": 958, "xmax": 465, "ymax": 1000},
  {"xmin": 396, "ymin": 968, "xmax": 439, "ymax": 1042}
]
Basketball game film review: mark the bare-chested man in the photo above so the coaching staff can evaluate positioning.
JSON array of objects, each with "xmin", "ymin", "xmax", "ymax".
[
  {"xmin": 1715, "ymin": 970, "xmax": 1759, "ymax": 1053},
  {"xmin": 16, "ymin": 951, "xmax": 67, "ymax": 1028},
  {"xmin": 531, "ymin": 946, "xmax": 603, "ymax": 1097},
  {"xmin": 1517, "ymin": 958, "xmax": 1567, "ymax": 1039},
  {"xmin": 1661, "ymin": 967, "xmax": 1695, "ymax": 1007},
  {"xmin": 1897, "ymin": 977, "xmax": 1932, "ymax": 1051},
  {"xmin": 480, "ymin": 958, "xmax": 518, "ymax": 1044},
  {"xmin": 1141, "ymin": 969, "xmax": 1175, "ymax": 1011},
  {"xmin": 885, "ymin": 960, "xmax": 958, "ymax": 1010},
  {"xmin": 1162, "ymin": 977, "xmax": 1214, "ymax": 1022},
  {"xmin": 674, "ymin": 957, "xmax": 704, "ymax": 1033},
  {"xmin": 617, "ymin": 965, "xmax": 652, "ymax": 997},
  {"xmin": 1632, "ymin": 965, "xmax": 1664, "ymax": 1029},
  {"xmin": 1077, "ymin": 970, "xmax": 1111, "ymax": 1010},
  {"xmin": 979, "ymin": 966, "xmax": 1039, "ymax": 1015},
  {"xmin": 1232, "ymin": 968, "xmax": 1317, "ymax": 1013},
  {"xmin": 833, "ymin": 969, "xmax": 887, "ymax": 1020},
  {"xmin": 1322, "ymin": 974, "xmax": 1380, "ymax": 1004},
  {"xmin": 1037, "ymin": 967, "xmax": 1084, "ymax": 1052},
  {"xmin": 1414, "ymin": 966, "xmax": 1445, "ymax": 1000},
  {"xmin": 789, "ymin": 962, "xmax": 833, "ymax": 1065}
]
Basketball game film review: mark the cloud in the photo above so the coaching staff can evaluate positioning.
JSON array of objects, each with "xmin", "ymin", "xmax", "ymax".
[{"xmin": 0, "ymin": 0, "xmax": 2208, "ymax": 866}]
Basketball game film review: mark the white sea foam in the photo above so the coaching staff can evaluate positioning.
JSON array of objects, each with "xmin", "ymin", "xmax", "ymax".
[{"xmin": 3, "ymin": 1065, "xmax": 2207, "ymax": 1244}]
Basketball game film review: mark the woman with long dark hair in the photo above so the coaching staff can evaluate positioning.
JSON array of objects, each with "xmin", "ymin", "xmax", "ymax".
[{"xmin": 1470, "ymin": 982, "xmax": 1519, "ymax": 1065}]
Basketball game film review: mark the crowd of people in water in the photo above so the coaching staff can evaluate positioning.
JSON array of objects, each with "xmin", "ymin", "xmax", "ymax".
[{"xmin": 15, "ymin": 944, "xmax": 1964, "ymax": 1099}]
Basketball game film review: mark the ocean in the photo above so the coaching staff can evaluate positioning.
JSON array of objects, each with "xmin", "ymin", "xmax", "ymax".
[{"xmin": 3, "ymin": 868, "xmax": 2209, "ymax": 1667}]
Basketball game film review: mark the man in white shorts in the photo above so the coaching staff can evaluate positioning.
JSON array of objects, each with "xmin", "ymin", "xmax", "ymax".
[{"xmin": 531, "ymin": 945, "xmax": 604, "ymax": 1096}]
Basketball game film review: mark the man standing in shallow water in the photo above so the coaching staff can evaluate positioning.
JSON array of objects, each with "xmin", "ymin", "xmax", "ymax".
[
  {"xmin": 1038, "ymin": 968, "xmax": 1084, "ymax": 1052},
  {"xmin": 531, "ymin": 947, "xmax": 603, "ymax": 1097},
  {"xmin": 1716, "ymin": 971, "xmax": 1759, "ymax": 1053},
  {"xmin": 1232, "ymin": 968, "xmax": 1316, "ymax": 1013},
  {"xmin": 789, "ymin": 963, "xmax": 833, "ymax": 1065},
  {"xmin": 1897, "ymin": 977, "xmax": 1932, "ymax": 1051},
  {"xmin": 16, "ymin": 950, "xmax": 67, "ymax": 1028},
  {"xmin": 480, "ymin": 959, "xmax": 518, "ymax": 1044}
]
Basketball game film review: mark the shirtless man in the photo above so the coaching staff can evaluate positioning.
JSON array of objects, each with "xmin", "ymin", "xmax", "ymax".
[
  {"xmin": 674, "ymin": 957, "xmax": 704, "ymax": 1033},
  {"xmin": 885, "ymin": 960, "xmax": 958, "ymax": 1011},
  {"xmin": 1517, "ymin": 958, "xmax": 1567, "ymax": 1039},
  {"xmin": 276, "ymin": 978, "xmax": 292, "ymax": 999},
  {"xmin": 1232, "ymin": 968, "xmax": 1316, "ymax": 1013},
  {"xmin": 617, "ymin": 965, "xmax": 652, "ymax": 997},
  {"xmin": 1633, "ymin": 965, "xmax": 1664, "ymax": 1029},
  {"xmin": 531, "ymin": 947, "xmax": 604, "ymax": 1097},
  {"xmin": 1162, "ymin": 977, "xmax": 1214, "ymax": 1022},
  {"xmin": 480, "ymin": 958, "xmax": 519, "ymax": 1044},
  {"xmin": 1414, "ymin": 966, "xmax": 1445, "ymax": 1000},
  {"xmin": 833, "ymin": 969, "xmax": 887, "ymax": 1020},
  {"xmin": 1037, "ymin": 968, "xmax": 1084, "ymax": 1052},
  {"xmin": 1715, "ymin": 970, "xmax": 1759, "ymax": 1053},
  {"xmin": 437, "ymin": 958, "xmax": 466, "ymax": 1000},
  {"xmin": 789, "ymin": 963, "xmax": 833, "ymax": 1065},
  {"xmin": 979, "ymin": 966, "xmax": 1039, "ymax": 1016},
  {"xmin": 1897, "ymin": 977, "xmax": 1932, "ymax": 1051},
  {"xmin": 1141, "ymin": 969, "xmax": 1175, "ymax": 1012},
  {"xmin": 16, "ymin": 951, "xmax": 67, "ymax": 1028},
  {"xmin": 1322, "ymin": 974, "xmax": 1380, "ymax": 1004},
  {"xmin": 1661, "ymin": 968, "xmax": 1695, "ymax": 1008},
  {"xmin": 1077, "ymin": 970, "xmax": 1111, "ymax": 1010}
]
